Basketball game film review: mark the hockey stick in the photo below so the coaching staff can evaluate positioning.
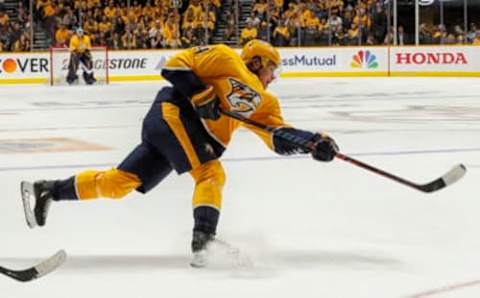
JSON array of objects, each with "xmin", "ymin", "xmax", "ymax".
[
  {"xmin": 0, "ymin": 250, "xmax": 66, "ymax": 282},
  {"xmin": 220, "ymin": 109, "xmax": 466, "ymax": 193}
]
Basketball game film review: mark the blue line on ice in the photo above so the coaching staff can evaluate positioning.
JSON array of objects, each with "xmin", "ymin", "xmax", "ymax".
[{"xmin": 1, "ymin": 147, "xmax": 478, "ymax": 172}]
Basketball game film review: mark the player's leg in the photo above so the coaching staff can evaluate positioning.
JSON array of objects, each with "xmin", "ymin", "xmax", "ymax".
[
  {"xmin": 189, "ymin": 160, "xmax": 225, "ymax": 256},
  {"xmin": 22, "ymin": 142, "xmax": 172, "ymax": 227},
  {"xmin": 80, "ymin": 51, "xmax": 96, "ymax": 85},
  {"xmin": 66, "ymin": 52, "xmax": 80, "ymax": 84},
  {"xmin": 22, "ymin": 168, "xmax": 141, "ymax": 227}
]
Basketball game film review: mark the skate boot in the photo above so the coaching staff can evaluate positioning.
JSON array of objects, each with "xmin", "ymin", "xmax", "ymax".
[
  {"xmin": 66, "ymin": 73, "xmax": 78, "ymax": 85},
  {"xmin": 21, "ymin": 180, "xmax": 55, "ymax": 228},
  {"xmin": 190, "ymin": 230, "xmax": 215, "ymax": 268},
  {"xmin": 83, "ymin": 72, "xmax": 96, "ymax": 85}
]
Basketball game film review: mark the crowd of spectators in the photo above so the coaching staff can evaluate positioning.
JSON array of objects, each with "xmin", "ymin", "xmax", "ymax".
[
  {"xmin": 241, "ymin": 0, "xmax": 480, "ymax": 46},
  {"xmin": 0, "ymin": 0, "xmax": 479, "ymax": 52},
  {"xmin": 36, "ymin": 0, "xmax": 221, "ymax": 50},
  {"xmin": 0, "ymin": 1, "xmax": 31, "ymax": 51}
]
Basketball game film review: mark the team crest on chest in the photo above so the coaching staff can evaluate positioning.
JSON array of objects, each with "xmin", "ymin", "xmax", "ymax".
[{"xmin": 226, "ymin": 78, "xmax": 261, "ymax": 117}]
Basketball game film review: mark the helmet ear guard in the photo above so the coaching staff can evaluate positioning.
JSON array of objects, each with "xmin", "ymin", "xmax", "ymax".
[{"xmin": 241, "ymin": 39, "xmax": 281, "ymax": 69}]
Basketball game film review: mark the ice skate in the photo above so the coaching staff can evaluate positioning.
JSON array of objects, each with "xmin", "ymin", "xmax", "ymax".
[
  {"xmin": 190, "ymin": 231, "xmax": 214, "ymax": 268},
  {"xmin": 21, "ymin": 180, "xmax": 55, "ymax": 228}
]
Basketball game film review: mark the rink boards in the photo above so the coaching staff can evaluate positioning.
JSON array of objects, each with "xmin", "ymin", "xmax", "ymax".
[{"xmin": 0, "ymin": 45, "xmax": 479, "ymax": 84}]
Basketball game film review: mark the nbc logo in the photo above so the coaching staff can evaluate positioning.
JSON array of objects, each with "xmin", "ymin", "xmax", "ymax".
[{"xmin": 351, "ymin": 50, "xmax": 379, "ymax": 69}]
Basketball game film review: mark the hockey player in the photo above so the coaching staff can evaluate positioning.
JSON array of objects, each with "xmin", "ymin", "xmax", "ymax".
[
  {"xmin": 21, "ymin": 40, "xmax": 338, "ymax": 267},
  {"xmin": 66, "ymin": 28, "xmax": 96, "ymax": 85}
]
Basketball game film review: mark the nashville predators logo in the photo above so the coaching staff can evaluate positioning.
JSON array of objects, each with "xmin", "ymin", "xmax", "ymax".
[{"xmin": 226, "ymin": 78, "xmax": 261, "ymax": 117}]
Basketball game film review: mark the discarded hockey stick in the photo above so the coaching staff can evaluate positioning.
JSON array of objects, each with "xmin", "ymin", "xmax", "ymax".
[
  {"xmin": 220, "ymin": 109, "xmax": 466, "ymax": 193},
  {"xmin": 0, "ymin": 250, "xmax": 66, "ymax": 282}
]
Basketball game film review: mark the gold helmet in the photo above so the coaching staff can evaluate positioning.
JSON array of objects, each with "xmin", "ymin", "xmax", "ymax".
[{"xmin": 241, "ymin": 39, "xmax": 281, "ymax": 68}]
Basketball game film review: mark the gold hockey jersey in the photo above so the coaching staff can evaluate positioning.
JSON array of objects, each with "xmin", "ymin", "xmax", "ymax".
[
  {"xmin": 162, "ymin": 44, "xmax": 287, "ymax": 150},
  {"xmin": 69, "ymin": 35, "xmax": 92, "ymax": 53}
]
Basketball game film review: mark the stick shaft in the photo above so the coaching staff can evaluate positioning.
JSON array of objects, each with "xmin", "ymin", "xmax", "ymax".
[{"xmin": 220, "ymin": 109, "xmax": 425, "ymax": 191}]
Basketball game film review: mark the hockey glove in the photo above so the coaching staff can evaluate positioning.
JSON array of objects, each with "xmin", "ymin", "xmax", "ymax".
[
  {"xmin": 191, "ymin": 85, "xmax": 221, "ymax": 120},
  {"xmin": 310, "ymin": 133, "xmax": 339, "ymax": 162},
  {"xmin": 272, "ymin": 127, "xmax": 313, "ymax": 155}
]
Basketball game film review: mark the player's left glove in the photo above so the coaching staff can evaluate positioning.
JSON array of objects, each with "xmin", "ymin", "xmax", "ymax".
[
  {"xmin": 310, "ymin": 133, "xmax": 339, "ymax": 162},
  {"xmin": 191, "ymin": 85, "xmax": 221, "ymax": 120}
]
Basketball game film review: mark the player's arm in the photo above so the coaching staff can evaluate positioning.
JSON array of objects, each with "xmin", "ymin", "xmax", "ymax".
[
  {"xmin": 85, "ymin": 35, "xmax": 92, "ymax": 51},
  {"xmin": 161, "ymin": 45, "xmax": 238, "ymax": 120},
  {"xmin": 69, "ymin": 36, "xmax": 78, "ymax": 53},
  {"xmin": 161, "ymin": 47, "xmax": 219, "ymax": 119},
  {"xmin": 245, "ymin": 93, "xmax": 339, "ymax": 161}
]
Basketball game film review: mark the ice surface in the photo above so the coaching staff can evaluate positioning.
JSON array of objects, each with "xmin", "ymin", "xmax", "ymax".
[{"xmin": 0, "ymin": 77, "xmax": 479, "ymax": 298}]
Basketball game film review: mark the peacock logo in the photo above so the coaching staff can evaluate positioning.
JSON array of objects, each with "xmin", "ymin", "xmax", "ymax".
[{"xmin": 351, "ymin": 50, "xmax": 379, "ymax": 69}]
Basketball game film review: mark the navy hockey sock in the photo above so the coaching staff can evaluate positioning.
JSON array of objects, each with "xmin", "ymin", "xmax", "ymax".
[
  {"xmin": 193, "ymin": 206, "xmax": 219, "ymax": 235},
  {"xmin": 52, "ymin": 177, "xmax": 78, "ymax": 201}
]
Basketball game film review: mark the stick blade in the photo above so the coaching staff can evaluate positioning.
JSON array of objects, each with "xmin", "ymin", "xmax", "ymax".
[
  {"xmin": 33, "ymin": 249, "xmax": 67, "ymax": 279},
  {"xmin": 0, "ymin": 250, "xmax": 67, "ymax": 282},
  {"xmin": 419, "ymin": 164, "xmax": 466, "ymax": 193}
]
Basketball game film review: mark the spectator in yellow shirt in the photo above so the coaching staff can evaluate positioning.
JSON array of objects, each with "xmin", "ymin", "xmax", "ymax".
[
  {"xmin": 183, "ymin": 8, "xmax": 195, "ymax": 31},
  {"xmin": 0, "ymin": 10, "xmax": 9, "ymax": 29},
  {"xmin": 43, "ymin": 2, "xmax": 56, "ymax": 18},
  {"xmin": 253, "ymin": 0, "xmax": 267, "ymax": 20},
  {"xmin": 98, "ymin": 16, "xmax": 112, "ymax": 34},
  {"xmin": 83, "ymin": 19, "xmax": 98, "ymax": 36},
  {"xmin": 474, "ymin": 32, "xmax": 480, "ymax": 45},
  {"xmin": 240, "ymin": 22, "xmax": 258, "ymax": 45},
  {"xmin": 348, "ymin": 23, "xmax": 359, "ymax": 45},
  {"xmin": 104, "ymin": 0, "xmax": 116, "ymax": 18},
  {"xmin": 273, "ymin": 20, "xmax": 290, "ymax": 46},
  {"xmin": 187, "ymin": 0, "xmax": 203, "ymax": 22},
  {"xmin": 353, "ymin": 8, "xmax": 371, "ymax": 29},
  {"xmin": 143, "ymin": 2, "xmax": 156, "ymax": 19},
  {"xmin": 55, "ymin": 23, "xmax": 71, "ymax": 47},
  {"xmin": 274, "ymin": 0, "xmax": 284, "ymax": 9},
  {"xmin": 163, "ymin": 17, "xmax": 180, "ymax": 47},
  {"xmin": 87, "ymin": 0, "xmax": 100, "ymax": 10},
  {"xmin": 167, "ymin": 28, "xmax": 182, "ymax": 49}
]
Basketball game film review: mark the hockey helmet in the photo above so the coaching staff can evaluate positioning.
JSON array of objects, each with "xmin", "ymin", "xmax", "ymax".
[
  {"xmin": 76, "ymin": 27, "xmax": 84, "ymax": 36},
  {"xmin": 241, "ymin": 39, "xmax": 281, "ymax": 69}
]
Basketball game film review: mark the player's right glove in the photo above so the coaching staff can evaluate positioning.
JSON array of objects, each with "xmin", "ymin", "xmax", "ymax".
[
  {"xmin": 191, "ymin": 85, "xmax": 221, "ymax": 120},
  {"xmin": 310, "ymin": 133, "xmax": 339, "ymax": 162}
]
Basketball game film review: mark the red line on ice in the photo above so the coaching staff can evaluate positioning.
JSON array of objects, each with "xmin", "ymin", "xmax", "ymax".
[{"xmin": 410, "ymin": 279, "xmax": 480, "ymax": 298}]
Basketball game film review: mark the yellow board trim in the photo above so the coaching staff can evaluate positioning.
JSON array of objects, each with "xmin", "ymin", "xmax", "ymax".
[
  {"xmin": 2, "ymin": 71, "xmax": 480, "ymax": 84},
  {"xmin": 0, "ymin": 78, "xmax": 48, "ymax": 84},
  {"xmin": 109, "ymin": 75, "xmax": 163, "ymax": 81},
  {"xmin": 161, "ymin": 102, "xmax": 201, "ymax": 169},
  {"xmin": 281, "ymin": 72, "xmax": 388, "ymax": 77}
]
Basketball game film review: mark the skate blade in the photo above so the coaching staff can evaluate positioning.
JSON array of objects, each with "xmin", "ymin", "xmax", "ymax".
[{"xmin": 21, "ymin": 181, "xmax": 37, "ymax": 228}]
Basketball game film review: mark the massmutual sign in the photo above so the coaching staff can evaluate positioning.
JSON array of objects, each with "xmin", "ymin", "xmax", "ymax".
[{"xmin": 282, "ymin": 54, "xmax": 337, "ymax": 67}]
